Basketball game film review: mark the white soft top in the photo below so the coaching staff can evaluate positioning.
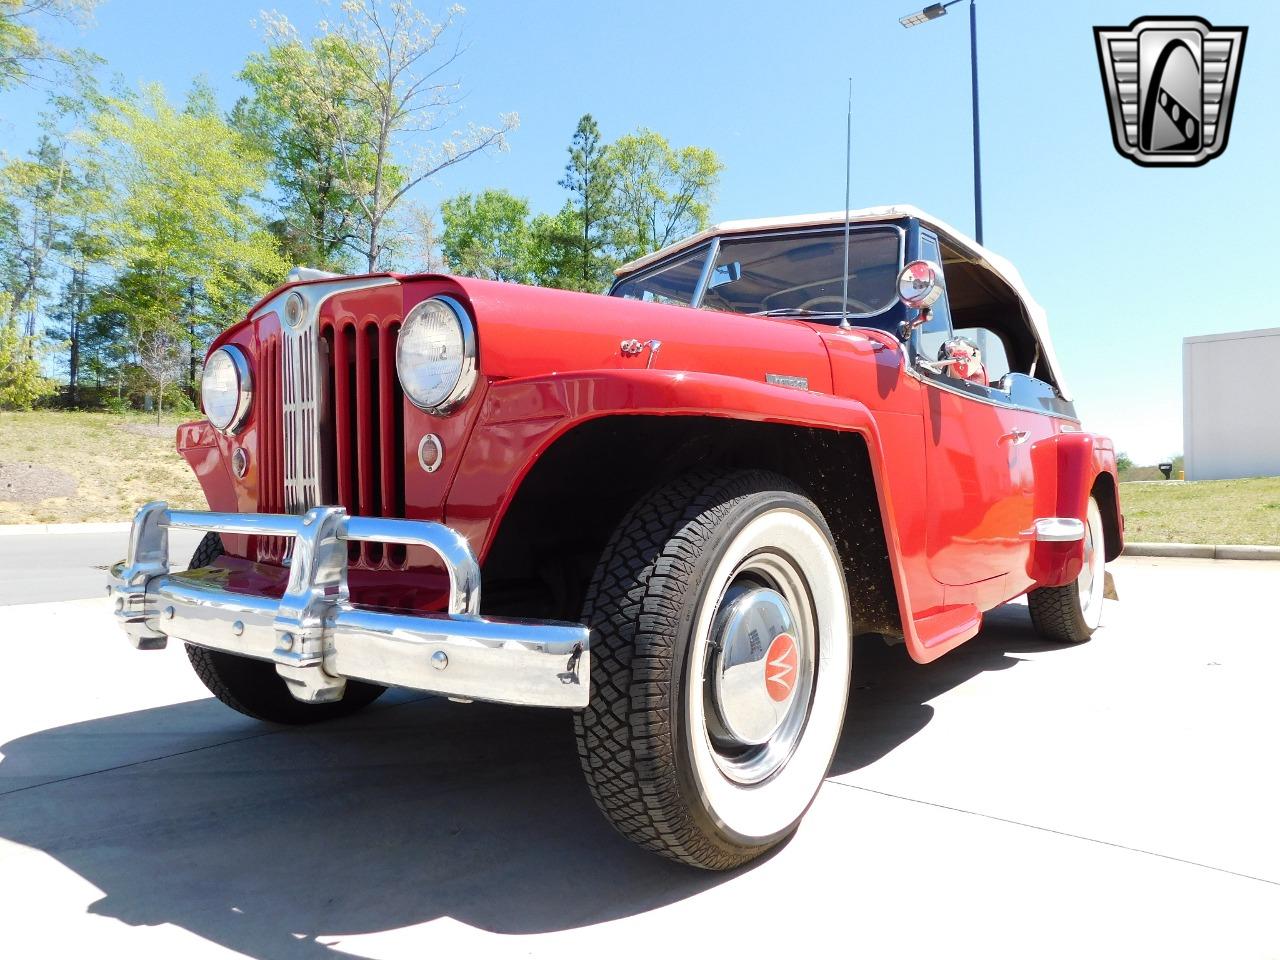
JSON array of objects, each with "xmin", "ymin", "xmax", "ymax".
[{"xmin": 616, "ymin": 204, "xmax": 1070, "ymax": 400}]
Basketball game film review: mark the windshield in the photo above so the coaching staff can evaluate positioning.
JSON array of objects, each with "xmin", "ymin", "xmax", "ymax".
[
  {"xmin": 611, "ymin": 246, "xmax": 708, "ymax": 306},
  {"xmin": 610, "ymin": 226, "xmax": 902, "ymax": 321},
  {"xmin": 701, "ymin": 227, "xmax": 901, "ymax": 319}
]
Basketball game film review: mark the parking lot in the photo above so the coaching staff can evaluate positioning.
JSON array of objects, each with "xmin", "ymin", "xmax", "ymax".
[{"xmin": 1, "ymin": 541, "xmax": 1278, "ymax": 959}]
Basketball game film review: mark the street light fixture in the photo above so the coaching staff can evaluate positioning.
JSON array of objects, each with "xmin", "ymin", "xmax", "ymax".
[{"xmin": 899, "ymin": 0, "xmax": 984, "ymax": 245}]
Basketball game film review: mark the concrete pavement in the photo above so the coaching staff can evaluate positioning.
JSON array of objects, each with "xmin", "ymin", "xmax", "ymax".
[
  {"xmin": 0, "ymin": 528, "xmax": 204, "ymax": 605},
  {"xmin": 1, "ymin": 556, "xmax": 1278, "ymax": 958}
]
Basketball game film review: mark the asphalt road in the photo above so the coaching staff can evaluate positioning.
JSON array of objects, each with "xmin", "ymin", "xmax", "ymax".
[
  {"xmin": 0, "ymin": 528, "xmax": 205, "ymax": 605},
  {"xmin": 1, "ymin": 553, "xmax": 1278, "ymax": 959}
]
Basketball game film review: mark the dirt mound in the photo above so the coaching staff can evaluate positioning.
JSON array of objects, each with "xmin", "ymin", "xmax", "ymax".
[{"xmin": 0, "ymin": 462, "xmax": 78, "ymax": 503}]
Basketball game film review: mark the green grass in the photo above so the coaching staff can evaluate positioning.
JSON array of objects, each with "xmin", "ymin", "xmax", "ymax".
[
  {"xmin": 1120, "ymin": 476, "xmax": 1280, "ymax": 546},
  {"xmin": 0, "ymin": 410, "xmax": 205, "ymax": 524}
]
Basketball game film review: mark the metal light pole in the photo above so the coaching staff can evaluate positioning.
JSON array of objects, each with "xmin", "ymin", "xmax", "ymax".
[{"xmin": 899, "ymin": 0, "xmax": 984, "ymax": 245}]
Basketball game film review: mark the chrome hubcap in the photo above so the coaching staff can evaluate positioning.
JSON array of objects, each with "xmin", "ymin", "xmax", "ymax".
[{"xmin": 704, "ymin": 554, "xmax": 816, "ymax": 784}]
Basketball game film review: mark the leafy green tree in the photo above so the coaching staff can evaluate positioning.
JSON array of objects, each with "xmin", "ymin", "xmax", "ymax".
[
  {"xmin": 0, "ymin": 293, "xmax": 53, "ymax": 408},
  {"xmin": 0, "ymin": 134, "xmax": 80, "ymax": 339},
  {"xmin": 439, "ymin": 189, "xmax": 536, "ymax": 283},
  {"xmin": 0, "ymin": 0, "xmax": 97, "ymax": 94},
  {"xmin": 83, "ymin": 81, "xmax": 287, "ymax": 396},
  {"xmin": 528, "ymin": 206, "xmax": 591, "ymax": 291},
  {"xmin": 557, "ymin": 114, "xmax": 615, "ymax": 291},
  {"xmin": 607, "ymin": 129, "xmax": 722, "ymax": 263},
  {"xmin": 233, "ymin": 32, "xmax": 382, "ymax": 271},
  {"xmin": 258, "ymin": 1, "xmax": 518, "ymax": 271},
  {"xmin": 1116, "ymin": 452, "xmax": 1134, "ymax": 473}
]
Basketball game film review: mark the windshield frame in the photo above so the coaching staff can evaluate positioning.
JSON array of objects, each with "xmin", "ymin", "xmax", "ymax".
[{"xmin": 607, "ymin": 222, "xmax": 907, "ymax": 323}]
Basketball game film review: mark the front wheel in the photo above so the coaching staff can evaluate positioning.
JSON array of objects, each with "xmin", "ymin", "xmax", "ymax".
[
  {"xmin": 574, "ymin": 471, "xmax": 852, "ymax": 870},
  {"xmin": 1028, "ymin": 496, "xmax": 1107, "ymax": 643},
  {"xmin": 183, "ymin": 532, "xmax": 386, "ymax": 724}
]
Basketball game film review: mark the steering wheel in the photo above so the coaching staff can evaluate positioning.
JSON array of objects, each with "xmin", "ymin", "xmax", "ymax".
[{"xmin": 796, "ymin": 294, "xmax": 875, "ymax": 314}]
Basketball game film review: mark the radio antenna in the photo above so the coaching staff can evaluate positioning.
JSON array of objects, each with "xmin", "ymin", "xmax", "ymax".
[{"xmin": 840, "ymin": 76, "xmax": 853, "ymax": 330}]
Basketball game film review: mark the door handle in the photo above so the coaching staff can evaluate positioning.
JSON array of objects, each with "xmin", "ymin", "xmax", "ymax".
[{"xmin": 1000, "ymin": 429, "xmax": 1028, "ymax": 445}]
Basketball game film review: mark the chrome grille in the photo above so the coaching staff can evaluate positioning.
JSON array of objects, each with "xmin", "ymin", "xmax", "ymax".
[
  {"xmin": 282, "ymin": 321, "xmax": 323, "ymax": 513},
  {"xmin": 249, "ymin": 275, "xmax": 402, "ymax": 567}
]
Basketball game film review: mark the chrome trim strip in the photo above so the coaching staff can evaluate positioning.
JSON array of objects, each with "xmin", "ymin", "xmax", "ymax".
[
  {"xmin": 108, "ymin": 503, "xmax": 589, "ymax": 709},
  {"xmin": 1034, "ymin": 518, "xmax": 1086, "ymax": 542}
]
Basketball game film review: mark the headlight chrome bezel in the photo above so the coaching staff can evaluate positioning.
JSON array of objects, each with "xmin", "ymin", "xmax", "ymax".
[
  {"xmin": 396, "ymin": 295, "xmax": 478, "ymax": 414},
  {"xmin": 202, "ymin": 345, "xmax": 254, "ymax": 435}
]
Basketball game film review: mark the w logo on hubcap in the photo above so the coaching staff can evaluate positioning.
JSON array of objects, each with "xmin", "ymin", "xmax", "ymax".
[{"xmin": 764, "ymin": 633, "xmax": 799, "ymax": 703}]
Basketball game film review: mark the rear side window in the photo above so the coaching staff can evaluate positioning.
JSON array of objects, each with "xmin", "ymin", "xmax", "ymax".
[{"xmin": 954, "ymin": 326, "xmax": 1012, "ymax": 382}]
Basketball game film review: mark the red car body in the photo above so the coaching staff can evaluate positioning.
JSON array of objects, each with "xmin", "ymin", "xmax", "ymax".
[{"xmin": 175, "ymin": 206, "xmax": 1122, "ymax": 665}]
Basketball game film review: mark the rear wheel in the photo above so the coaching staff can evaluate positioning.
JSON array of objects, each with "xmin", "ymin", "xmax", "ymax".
[
  {"xmin": 574, "ymin": 471, "xmax": 852, "ymax": 870},
  {"xmin": 1028, "ymin": 496, "xmax": 1107, "ymax": 644},
  {"xmin": 183, "ymin": 532, "xmax": 385, "ymax": 724}
]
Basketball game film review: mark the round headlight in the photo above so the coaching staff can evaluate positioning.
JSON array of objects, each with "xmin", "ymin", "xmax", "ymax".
[
  {"xmin": 396, "ymin": 296, "xmax": 477, "ymax": 413},
  {"xmin": 201, "ymin": 346, "xmax": 252, "ymax": 433}
]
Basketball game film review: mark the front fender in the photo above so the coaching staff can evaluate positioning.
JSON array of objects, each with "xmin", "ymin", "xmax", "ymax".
[{"xmin": 444, "ymin": 368, "xmax": 928, "ymax": 657}]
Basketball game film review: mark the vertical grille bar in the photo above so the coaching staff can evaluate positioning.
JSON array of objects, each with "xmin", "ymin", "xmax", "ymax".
[
  {"xmin": 353, "ymin": 323, "xmax": 375, "ymax": 519},
  {"xmin": 255, "ymin": 335, "xmax": 286, "ymax": 564},
  {"xmin": 377, "ymin": 324, "xmax": 400, "ymax": 517}
]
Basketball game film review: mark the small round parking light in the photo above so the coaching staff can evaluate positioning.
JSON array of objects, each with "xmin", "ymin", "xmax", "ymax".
[
  {"xmin": 284, "ymin": 292, "xmax": 306, "ymax": 329},
  {"xmin": 418, "ymin": 433, "xmax": 444, "ymax": 473},
  {"xmin": 231, "ymin": 447, "xmax": 249, "ymax": 478}
]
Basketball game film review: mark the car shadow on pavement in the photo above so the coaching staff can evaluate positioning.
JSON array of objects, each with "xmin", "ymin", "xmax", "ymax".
[
  {"xmin": 831, "ymin": 600, "xmax": 1067, "ymax": 774},
  {"xmin": 0, "ymin": 600, "xmax": 1063, "ymax": 958}
]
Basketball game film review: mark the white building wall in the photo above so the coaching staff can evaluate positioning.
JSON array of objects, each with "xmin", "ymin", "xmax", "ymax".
[{"xmin": 1183, "ymin": 327, "xmax": 1280, "ymax": 481}]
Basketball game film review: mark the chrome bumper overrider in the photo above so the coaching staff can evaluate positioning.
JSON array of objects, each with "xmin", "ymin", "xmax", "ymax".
[{"xmin": 107, "ymin": 503, "xmax": 590, "ymax": 708}]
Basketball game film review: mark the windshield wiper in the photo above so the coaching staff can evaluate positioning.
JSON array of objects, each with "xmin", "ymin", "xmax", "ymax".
[{"xmin": 749, "ymin": 307, "xmax": 842, "ymax": 317}]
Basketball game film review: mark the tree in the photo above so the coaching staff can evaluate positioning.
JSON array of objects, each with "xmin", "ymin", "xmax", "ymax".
[
  {"xmin": 135, "ymin": 326, "xmax": 182, "ymax": 422},
  {"xmin": 439, "ymin": 189, "xmax": 534, "ymax": 282},
  {"xmin": 43, "ymin": 260, "xmax": 88, "ymax": 403},
  {"xmin": 607, "ymin": 129, "xmax": 722, "ymax": 263},
  {"xmin": 0, "ymin": 0, "xmax": 97, "ymax": 93},
  {"xmin": 527, "ymin": 205, "xmax": 588, "ymax": 290},
  {"xmin": 1116, "ymin": 452, "xmax": 1134, "ymax": 473},
  {"xmin": 83, "ymin": 82, "xmax": 287, "ymax": 397},
  {"xmin": 0, "ymin": 293, "xmax": 53, "ymax": 408},
  {"xmin": 233, "ymin": 32, "xmax": 384, "ymax": 271},
  {"xmin": 557, "ymin": 114, "xmax": 615, "ymax": 292},
  {"xmin": 259, "ymin": 1, "xmax": 518, "ymax": 271},
  {"xmin": 0, "ymin": 134, "xmax": 80, "ymax": 340}
]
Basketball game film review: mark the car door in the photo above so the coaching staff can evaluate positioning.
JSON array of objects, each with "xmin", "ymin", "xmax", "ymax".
[{"xmin": 914, "ymin": 232, "xmax": 1027, "ymax": 586}]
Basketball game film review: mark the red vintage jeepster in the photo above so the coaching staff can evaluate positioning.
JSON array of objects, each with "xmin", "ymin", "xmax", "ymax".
[{"xmin": 109, "ymin": 205, "xmax": 1121, "ymax": 870}]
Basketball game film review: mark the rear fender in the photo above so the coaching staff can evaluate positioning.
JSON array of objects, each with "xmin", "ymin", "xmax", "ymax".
[{"xmin": 1028, "ymin": 431, "xmax": 1123, "ymax": 587}]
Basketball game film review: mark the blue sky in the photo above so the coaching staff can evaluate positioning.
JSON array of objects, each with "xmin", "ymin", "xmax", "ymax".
[{"xmin": 4, "ymin": 0, "xmax": 1276, "ymax": 462}]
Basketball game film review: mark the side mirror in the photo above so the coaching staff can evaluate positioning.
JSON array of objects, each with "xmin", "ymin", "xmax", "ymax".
[
  {"xmin": 708, "ymin": 261, "xmax": 741, "ymax": 289},
  {"xmin": 896, "ymin": 259, "xmax": 944, "ymax": 340}
]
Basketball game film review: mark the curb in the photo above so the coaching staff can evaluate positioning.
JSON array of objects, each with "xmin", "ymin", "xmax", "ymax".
[
  {"xmin": 1123, "ymin": 542, "xmax": 1280, "ymax": 561},
  {"xmin": 0, "ymin": 521, "xmax": 131, "ymax": 537}
]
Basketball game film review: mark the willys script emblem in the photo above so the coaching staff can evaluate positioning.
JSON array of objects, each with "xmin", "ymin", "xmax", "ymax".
[{"xmin": 1094, "ymin": 16, "xmax": 1246, "ymax": 167}]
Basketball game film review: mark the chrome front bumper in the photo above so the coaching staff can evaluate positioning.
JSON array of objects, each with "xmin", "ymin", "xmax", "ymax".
[{"xmin": 107, "ymin": 503, "xmax": 590, "ymax": 708}]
